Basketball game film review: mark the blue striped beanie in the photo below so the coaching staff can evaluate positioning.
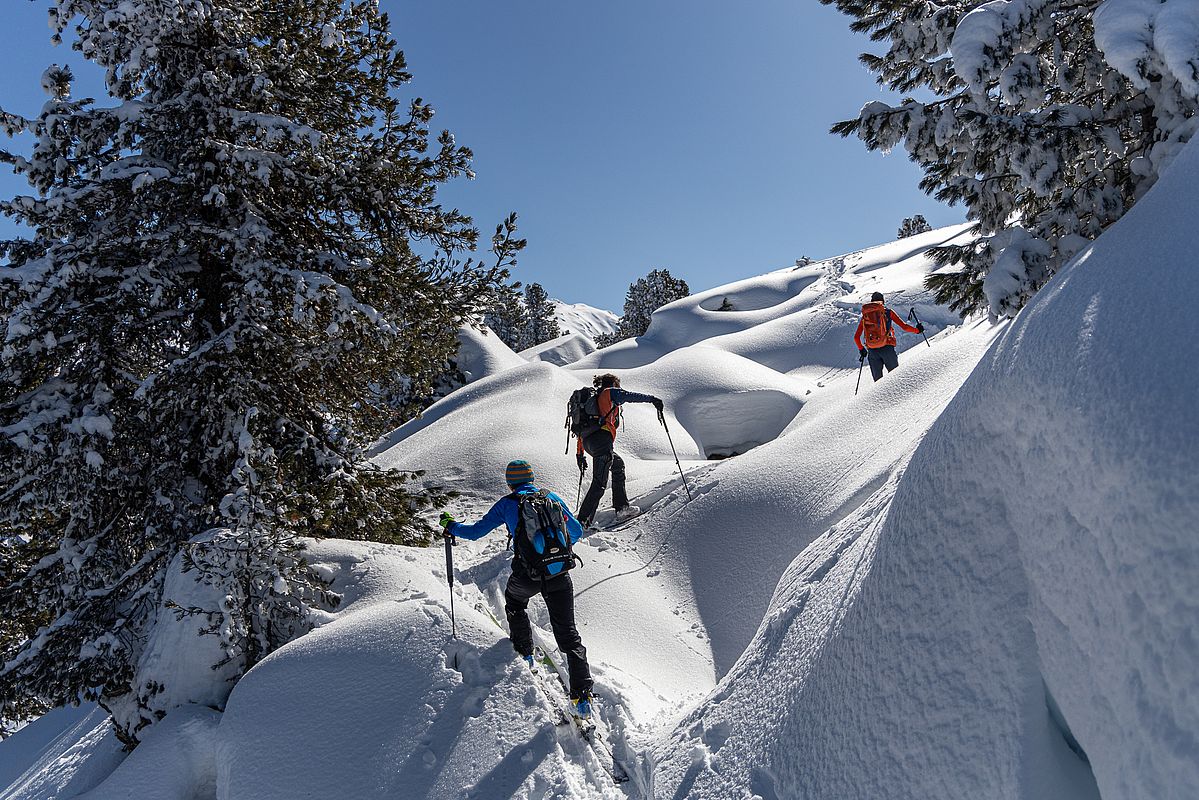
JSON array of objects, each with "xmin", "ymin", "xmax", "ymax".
[{"xmin": 505, "ymin": 460, "xmax": 535, "ymax": 487}]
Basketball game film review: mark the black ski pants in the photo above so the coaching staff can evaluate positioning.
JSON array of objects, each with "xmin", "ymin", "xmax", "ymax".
[
  {"xmin": 505, "ymin": 569, "xmax": 593, "ymax": 699},
  {"xmin": 577, "ymin": 429, "xmax": 629, "ymax": 525},
  {"xmin": 867, "ymin": 345, "xmax": 899, "ymax": 381}
]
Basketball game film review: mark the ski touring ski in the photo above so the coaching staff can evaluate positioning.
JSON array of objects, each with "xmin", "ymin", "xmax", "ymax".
[
  {"xmin": 474, "ymin": 600, "xmax": 631, "ymax": 785},
  {"xmin": 529, "ymin": 646, "xmax": 629, "ymax": 784}
]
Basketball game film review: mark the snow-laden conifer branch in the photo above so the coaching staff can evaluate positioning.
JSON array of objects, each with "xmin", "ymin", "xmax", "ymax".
[{"xmin": 823, "ymin": 0, "xmax": 1199, "ymax": 317}]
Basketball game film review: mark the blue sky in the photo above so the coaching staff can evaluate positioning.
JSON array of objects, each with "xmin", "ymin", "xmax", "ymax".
[{"xmin": 0, "ymin": 1, "xmax": 962, "ymax": 311}]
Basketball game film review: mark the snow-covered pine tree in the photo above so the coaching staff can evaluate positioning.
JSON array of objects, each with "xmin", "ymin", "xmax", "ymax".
[
  {"xmin": 483, "ymin": 281, "xmax": 529, "ymax": 350},
  {"xmin": 522, "ymin": 282, "xmax": 560, "ymax": 348},
  {"xmin": 0, "ymin": 0, "xmax": 511, "ymax": 741},
  {"xmin": 823, "ymin": 0, "xmax": 1199, "ymax": 317},
  {"xmin": 618, "ymin": 268, "xmax": 690, "ymax": 339},
  {"xmin": 897, "ymin": 214, "xmax": 932, "ymax": 238}
]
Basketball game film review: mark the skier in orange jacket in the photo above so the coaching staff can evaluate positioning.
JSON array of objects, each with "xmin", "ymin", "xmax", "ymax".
[{"xmin": 854, "ymin": 291, "xmax": 923, "ymax": 381}]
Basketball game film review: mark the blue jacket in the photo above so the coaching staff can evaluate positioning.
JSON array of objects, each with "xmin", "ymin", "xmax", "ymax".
[
  {"xmin": 449, "ymin": 484, "xmax": 585, "ymax": 576},
  {"xmin": 606, "ymin": 387, "xmax": 657, "ymax": 406}
]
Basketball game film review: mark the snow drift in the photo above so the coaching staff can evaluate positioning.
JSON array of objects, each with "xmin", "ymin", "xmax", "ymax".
[
  {"xmin": 519, "ymin": 332, "xmax": 598, "ymax": 367},
  {"xmin": 650, "ymin": 137, "xmax": 1199, "ymax": 800}
]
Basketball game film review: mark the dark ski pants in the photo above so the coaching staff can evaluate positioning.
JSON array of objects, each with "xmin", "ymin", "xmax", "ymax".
[
  {"xmin": 505, "ymin": 570, "xmax": 593, "ymax": 699},
  {"xmin": 577, "ymin": 430, "xmax": 629, "ymax": 525},
  {"xmin": 867, "ymin": 345, "xmax": 899, "ymax": 381}
]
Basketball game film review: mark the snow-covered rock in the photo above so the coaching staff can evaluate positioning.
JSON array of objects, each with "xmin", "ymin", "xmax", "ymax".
[{"xmin": 104, "ymin": 536, "xmax": 245, "ymax": 738}]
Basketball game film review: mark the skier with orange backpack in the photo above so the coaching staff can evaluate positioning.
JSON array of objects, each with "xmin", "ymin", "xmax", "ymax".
[
  {"xmin": 568, "ymin": 374, "xmax": 663, "ymax": 529},
  {"xmin": 854, "ymin": 291, "xmax": 924, "ymax": 382}
]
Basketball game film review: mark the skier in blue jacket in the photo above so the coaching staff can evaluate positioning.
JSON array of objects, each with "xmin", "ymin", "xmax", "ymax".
[{"xmin": 439, "ymin": 459, "xmax": 594, "ymax": 717}]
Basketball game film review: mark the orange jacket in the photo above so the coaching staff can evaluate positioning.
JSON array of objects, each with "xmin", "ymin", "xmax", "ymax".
[
  {"xmin": 575, "ymin": 386, "xmax": 658, "ymax": 453},
  {"xmin": 577, "ymin": 388, "xmax": 621, "ymax": 453},
  {"xmin": 854, "ymin": 302, "xmax": 919, "ymax": 349},
  {"xmin": 597, "ymin": 388, "xmax": 621, "ymax": 436}
]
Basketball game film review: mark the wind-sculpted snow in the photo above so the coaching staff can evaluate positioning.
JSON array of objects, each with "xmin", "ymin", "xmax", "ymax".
[
  {"xmin": 3, "ymin": 217, "xmax": 997, "ymax": 799},
  {"xmin": 651, "ymin": 139, "xmax": 1199, "ymax": 800},
  {"xmin": 653, "ymin": 318, "xmax": 1002, "ymax": 678},
  {"xmin": 519, "ymin": 332, "xmax": 598, "ymax": 367},
  {"xmin": 574, "ymin": 223, "xmax": 971, "ymax": 374}
]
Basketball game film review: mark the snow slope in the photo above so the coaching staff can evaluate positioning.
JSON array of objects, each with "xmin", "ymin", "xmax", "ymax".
[
  {"xmin": 0, "ymin": 707, "xmax": 122, "ymax": 800},
  {"xmin": 1, "ymin": 225, "xmax": 996, "ymax": 800},
  {"xmin": 650, "ymin": 139, "xmax": 1199, "ymax": 799},
  {"xmin": 553, "ymin": 300, "xmax": 620, "ymax": 340},
  {"xmin": 7, "ymin": 183, "xmax": 1191, "ymax": 799}
]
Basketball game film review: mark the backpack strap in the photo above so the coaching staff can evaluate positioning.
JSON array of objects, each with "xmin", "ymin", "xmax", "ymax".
[{"xmin": 505, "ymin": 490, "xmax": 524, "ymax": 551}]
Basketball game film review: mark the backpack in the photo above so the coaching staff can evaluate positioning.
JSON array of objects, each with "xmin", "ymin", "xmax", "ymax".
[
  {"xmin": 510, "ymin": 489, "xmax": 576, "ymax": 579},
  {"xmin": 566, "ymin": 387, "xmax": 603, "ymax": 437},
  {"xmin": 860, "ymin": 302, "xmax": 894, "ymax": 349}
]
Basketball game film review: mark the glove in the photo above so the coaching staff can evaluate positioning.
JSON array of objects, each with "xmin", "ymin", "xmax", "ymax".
[
  {"xmin": 859, "ymin": 347, "xmax": 868, "ymax": 360},
  {"xmin": 916, "ymin": 323, "xmax": 925, "ymax": 333},
  {"xmin": 438, "ymin": 511, "xmax": 455, "ymax": 532},
  {"xmin": 652, "ymin": 397, "xmax": 664, "ymax": 411},
  {"xmin": 576, "ymin": 453, "xmax": 588, "ymax": 473}
]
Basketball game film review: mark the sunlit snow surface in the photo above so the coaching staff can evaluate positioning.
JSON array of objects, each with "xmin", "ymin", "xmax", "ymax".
[{"xmin": 5, "ymin": 141, "xmax": 1196, "ymax": 800}]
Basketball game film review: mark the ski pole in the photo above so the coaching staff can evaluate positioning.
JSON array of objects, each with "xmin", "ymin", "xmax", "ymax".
[
  {"xmin": 855, "ymin": 353, "xmax": 865, "ymax": 395},
  {"xmin": 576, "ymin": 461, "xmax": 585, "ymax": 507},
  {"xmin": 443, "ymin": 531, "xmax": 457, "ymax": 640},
  {"xmin": 908, "ymin": 307, "xmax": 931, "ymax": 348},
  {"xmin": 658, "ymin": 408, "xmax": 694, "ymax": 502}
]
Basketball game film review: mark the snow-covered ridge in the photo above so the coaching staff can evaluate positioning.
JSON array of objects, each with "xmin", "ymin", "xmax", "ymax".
[{"xmin": 552, "ymin": 300, "xmax": 619, "ymax": 340}]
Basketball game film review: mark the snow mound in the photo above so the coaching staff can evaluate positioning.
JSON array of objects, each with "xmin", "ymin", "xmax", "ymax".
[
  {"xmin": 104, "ymin": 536, "xmax": 244, "ymax": 738},
  {"xmin": 519, "ymin": 332, "xmax": 597, "ymax": 366},
  {"xmin": 454, "ymin": 325, "xmax": 526, "ymax": 384},
  {"xmin": 649, "ymin": 318, "xmax": 1001, "ymax": 677},
  {"xmin": 218, "ymin": 538, "xmax": 646, "ymax": 799},
  {"xmin": 76, "ymin": 705, "xmax": 220, "ymax": 800},
  {"xmin": 552, "ymin": 300, "xmax": 619, "ymax": 340},
  {"xmin": 651, "ymin": 136, "xmax": 1199, "ymax": 800}
]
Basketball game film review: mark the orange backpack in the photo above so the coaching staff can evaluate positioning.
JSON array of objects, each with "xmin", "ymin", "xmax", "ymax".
[{"xmin": 860, "ymin": 302, "xmax": 893, "ymax": 349}]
